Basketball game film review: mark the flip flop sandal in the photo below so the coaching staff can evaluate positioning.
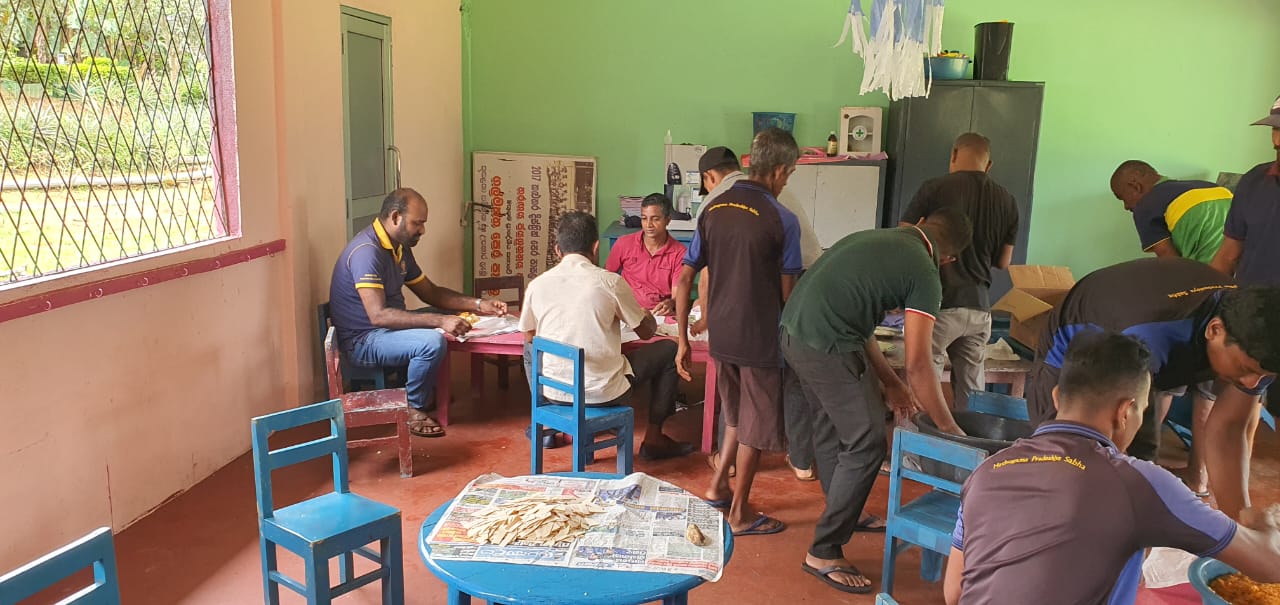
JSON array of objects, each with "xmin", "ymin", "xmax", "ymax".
[
  {"xmin": 801, "ymin": 563, "xmax": 874, "ymax": 594},
  {"xmin": 705, "ymin": 497, "xmax": 732, "ymax": 510},
  {"xmin": 851, "ymin": 514, "xmax": 887, "ymax": 533},
  {"xmin": 733, "ymin": 514, "xmax": 786, "ymax": 536},
  {"xmin": 407, "ymin": 414, "xmax": 446, "ymax": 438},
  {"xmin": 638, "ymin": 441, "xmax": 695, "ymax": 461}
]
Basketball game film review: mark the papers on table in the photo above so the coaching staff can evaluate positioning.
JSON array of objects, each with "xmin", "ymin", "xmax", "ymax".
[{"xmin": 440, "ymin": 314, "xmax": 521, "ymax": 342}]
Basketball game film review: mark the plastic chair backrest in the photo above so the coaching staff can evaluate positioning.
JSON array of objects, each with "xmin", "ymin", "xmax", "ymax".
[
  {"xmin": 530, "ymin": 337, "xmax": 587, "ymax": 425},
  {"xmin": 250, "ymin": 399, "xmax": 350, "ymax": 520},
  {"xmin": 0, "ymin": 527, "xmax": 121, "ymax": 605},
  {"xmin": 967, "ymin": 391, "xmax": 1029, "ymax": 421},
  {"xmin": 889, "ymin": 428, "xmax": 987, "ymax": 503}
]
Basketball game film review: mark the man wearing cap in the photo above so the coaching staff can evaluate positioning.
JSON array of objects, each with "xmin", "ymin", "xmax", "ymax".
[
  {"xmin": 696, "ymin": 146, "xmax": 826, "ymax": 482},
  {"xmin": 1212, "ymin": 95, "xmax": 1280, "ymax": 287}
]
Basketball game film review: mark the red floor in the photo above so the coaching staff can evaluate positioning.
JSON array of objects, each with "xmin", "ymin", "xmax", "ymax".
[{"xmin": 104, "ymin": 354, "xmax": 1280, "ymax": 604}]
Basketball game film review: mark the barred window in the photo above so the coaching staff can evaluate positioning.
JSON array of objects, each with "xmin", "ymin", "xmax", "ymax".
[{"xmin": 0, "ymin": 0, "xmax": 235, "ymax": 286}]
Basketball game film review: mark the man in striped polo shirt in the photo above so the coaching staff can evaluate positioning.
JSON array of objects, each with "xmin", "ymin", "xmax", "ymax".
[{"xmin": 1109, "ymin": 160, "xmax": 1232, "ymax": 263}]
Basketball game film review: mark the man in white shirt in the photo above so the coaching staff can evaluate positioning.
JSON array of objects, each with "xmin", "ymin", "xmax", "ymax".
[{"xmin": 520, "ymin": 211, "xmax": 694, "ymax": 460}]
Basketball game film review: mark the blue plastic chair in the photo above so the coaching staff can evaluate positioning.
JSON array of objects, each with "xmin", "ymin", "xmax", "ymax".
[
  {"xmin": 0, "ymin": 527, "xmax": 120, "ymax": 605},
  {"xmin": 882, "ymin": 428, "xmax": 987, "ymax": 597},
  {"xmin": 529, "ymin": 337, "xmax": 634, "ymax": 475},
  {"xmin": 967, "ymin": 391, "xmax": 1029, "ymax": 421},
  {"xmin": 251, "ymin": 399, "xmax": 404, "ymax": 605}
]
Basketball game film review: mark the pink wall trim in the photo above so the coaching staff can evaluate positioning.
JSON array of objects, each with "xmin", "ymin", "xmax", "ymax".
[
  {"xmin": 0, "ymin": 239, "xmax": 286, "ymax": 324},
  {"xmin": 209, "ymin": 0, "xmax": 241, "ymax": 237}
]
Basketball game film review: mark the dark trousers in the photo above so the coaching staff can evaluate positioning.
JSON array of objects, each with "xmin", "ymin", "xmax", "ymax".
[
  {"xmin": 782, "ymin": 329, "xmax": 886, "ymax": 560},
  {"xmin": 524, "ymin": 339, "xmax": 679, "ymax": 427},
  {"xmin": 783, "ymin": 366, "xmax": 815, "ymax": 469}
]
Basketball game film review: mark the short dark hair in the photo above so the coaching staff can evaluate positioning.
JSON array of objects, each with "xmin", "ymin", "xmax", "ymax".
[
  {"xmin": 641, "ymin": 193, "xmax": 673, "ymax": 218},
  {"xmin": 380, "ymin": 188, "xmax": 424, "ymax": 219},
  {"xmin": 1219, "ymin": 286, "xmax": 1280, "ymax": 373},
  {"xmin": 1057, "ymin": 331, "xmax": 1153, "ymax": 409},
  {"xmin": 953, "ymin": 132, "xmax": 991, "ymax": 156},
  {"xmin": 707, "ymin": 160, "xmax": 741, "ymax": 175},
  {"xmin": 922, "ymin": 205, "xmax": 973, "ymax": 257},
  {"xmin": 556, "ymin": 211, "xmax": 598, "ymax": 256},
  {"xmin": 748, "ymin": 127, "xmax": 800, "ymax": 178},
  {"xmin": 1110, "ymin": 160, "xmax": 1158, "ymax": 187}
]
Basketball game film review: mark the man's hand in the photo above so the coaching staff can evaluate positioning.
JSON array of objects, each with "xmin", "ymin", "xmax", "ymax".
[
  {"xmin": 438, "ymin": 316, "xmax": 472, "ymax": 338},
  {"xmin": 883, "ymin": 381, "xmax": 921, "ymax": 418},
  {"xmin": 675, "ymin": 340, "xmax": 693, "ymax": 382},
  {"xmin": 691, "ymin": 318, "xmax": 708, "ymax": 336},
  {"xmin": 478, "ymin": 299, "xmax": 507, "ymax": 316},
  {"xmin": 651, "ymin": 298, "xmax": 675, "ymax": 317}
]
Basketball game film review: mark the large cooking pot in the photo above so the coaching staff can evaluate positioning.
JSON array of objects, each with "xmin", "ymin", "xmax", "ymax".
[{"xmin": 914, "ymin": 410, "xmax": 1033, "ymax": 455}]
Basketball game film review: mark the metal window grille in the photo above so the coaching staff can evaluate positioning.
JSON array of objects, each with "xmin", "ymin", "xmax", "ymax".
[{"xmin": 0, "ymin": 0, "xmax": 230, "ymax": 286}]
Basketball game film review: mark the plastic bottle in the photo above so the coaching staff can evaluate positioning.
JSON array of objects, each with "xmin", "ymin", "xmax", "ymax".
[{"xmin": 826, "ymin": 131, "xmax": 839, "ymax": 156}]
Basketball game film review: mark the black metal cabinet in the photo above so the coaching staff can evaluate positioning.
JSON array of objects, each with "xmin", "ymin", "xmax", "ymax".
[{"xmin": 885, "ymin": 80, "xmax": 1044, "ymax": 299}]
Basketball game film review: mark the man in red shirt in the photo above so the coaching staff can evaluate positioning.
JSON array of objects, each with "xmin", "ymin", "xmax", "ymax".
[{"xmin": 606, "ymin": 193, "xmax": 687, "ymax": 316}]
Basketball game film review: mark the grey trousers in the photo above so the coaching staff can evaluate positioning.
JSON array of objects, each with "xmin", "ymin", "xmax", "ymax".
[
  {"xmin": 931, "ymin": 308, "xmax": 991, "ymax": 410},
  {"xmin": 782, "ymin": 329, "xmax": 886, "ymax": 560}
]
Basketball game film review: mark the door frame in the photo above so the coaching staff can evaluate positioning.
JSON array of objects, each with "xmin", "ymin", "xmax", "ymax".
[{"xmin": 340, "ymin": 6, "xmax": 395, "ymax": 237}]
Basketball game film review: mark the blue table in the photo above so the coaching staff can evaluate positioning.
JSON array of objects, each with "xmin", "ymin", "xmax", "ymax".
[{"xmin": 418, "ymin": 472, "xmax": 733, "ymax": 605}]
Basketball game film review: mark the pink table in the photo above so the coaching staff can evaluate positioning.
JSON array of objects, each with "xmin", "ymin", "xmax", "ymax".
[{"xmin": 434, "ymin": 332, "xmax": 720, "ymax": 453}]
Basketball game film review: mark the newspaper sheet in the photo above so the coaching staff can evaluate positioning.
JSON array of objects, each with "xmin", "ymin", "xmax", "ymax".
[{"xmin": 424, "ymin": 473, "xmax": 726, "ymax": 581}]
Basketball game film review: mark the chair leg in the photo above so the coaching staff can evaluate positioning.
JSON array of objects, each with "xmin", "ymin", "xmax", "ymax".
[
  {"xmin": 531, "ymin": 422, "xmax": 545, "ymax": 475},
  {"xmin": 338, "ymin": 551, "xmax": 354, "ymax": 585},
  {"xmin": 397, "ymin": 418, "xmax": 413, "ymax": 478},
  {"xmin": 921, "ymin": 549, "xmax": 944, "ymax": 582},
  {"xmin": 497, "ymin": 362, "xmax": 510, "ymax": 389},
  {"xmin": 618, "ymin": 423, "xmax": 634, "ymax": 476},
  {"xmin": 448, "ymin": 589, "xmax": 473, "ymax": 605},
  {"xmin": 304, "ymin": 549, "xmax": 332, "ymax": 605},
  {"xmin": 662, "ymin": 591, "xmax": 689, "ymax": 605},
  {"xmin": 571, "ymin": 432, "xmax": 587, "ymax": 473},
  {"xmin": 881, "ymin": 535, "xmax": 898, "ymax": 596},
  {"xmin": 384, "ymin": 530, "xmax": 405, "ymax": 605},
  {"xmin": 260, "ymin": 538, "xmax": 280, "ymax": 605}
]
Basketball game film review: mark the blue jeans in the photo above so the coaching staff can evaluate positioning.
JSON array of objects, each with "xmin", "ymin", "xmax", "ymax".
[{"xmin": 349, "ymin": 328, "xmax": 447, "ymax": 411}]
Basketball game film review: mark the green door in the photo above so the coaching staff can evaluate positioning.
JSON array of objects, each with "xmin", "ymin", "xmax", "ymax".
[{"xmin": 341, "ymin": 7, "xmax": 395, "ymax": 237}]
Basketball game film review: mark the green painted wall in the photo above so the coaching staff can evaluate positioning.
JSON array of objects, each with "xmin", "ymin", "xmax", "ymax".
[{"xmin": 462, "ymin": 0, "xmax": 1280, "ymax": 283}]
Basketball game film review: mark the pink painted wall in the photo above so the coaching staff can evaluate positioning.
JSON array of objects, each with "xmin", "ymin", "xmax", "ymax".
[{"xmin": 0, "ymin": 0, "xmax": 463, "ymax": 571}]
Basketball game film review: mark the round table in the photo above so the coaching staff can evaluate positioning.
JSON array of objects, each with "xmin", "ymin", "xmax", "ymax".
[{"xmin": 418, "ymin": 472, "xmax": 734, "ymax": 605}]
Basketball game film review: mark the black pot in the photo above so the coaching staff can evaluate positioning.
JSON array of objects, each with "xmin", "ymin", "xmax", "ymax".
[{"xmin": 914, "ymin": 410, "xmax": 1033, "ymax": 456}]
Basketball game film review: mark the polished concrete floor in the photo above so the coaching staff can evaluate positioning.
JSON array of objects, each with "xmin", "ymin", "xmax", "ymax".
[{"xmin": 103, "ymin": 354, "xmax": 1280, "ymax": 604}]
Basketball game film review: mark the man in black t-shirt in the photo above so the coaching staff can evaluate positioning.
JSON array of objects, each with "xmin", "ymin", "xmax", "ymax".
[
  {"xmin": 1026, "ymin": 257, "xmax": 1280, "ymax": 519},
  {"xmin": 674, "ymin": 128, "xmax": 803, "ymax": 539},
  {"xmin": 901, "ymin": 133, "xmax": 1019, "ymax": 409}
]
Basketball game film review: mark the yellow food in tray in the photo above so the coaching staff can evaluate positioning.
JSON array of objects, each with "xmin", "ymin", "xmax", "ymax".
[
  {"xmin": 1212, "ymin": 573, "xmax": 1280, "ymax": 605},
  {"xmin": 459, "ymin": 312, "xmax": 480, "ymax": 325}
]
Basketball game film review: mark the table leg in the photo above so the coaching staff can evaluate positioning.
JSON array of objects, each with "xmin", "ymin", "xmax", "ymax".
[
  {"xmin": 470, "ymin": 354, "xmax": 485, "ymax": 404},
  {"xmin": 447, "ymin": 588, "xmax": 472, "ymax": 605},
  {"xmin": 436, "ymin": 351, "xmax": 451, "ymax": 427},
  {"xmin": 702, "ymin": 359, "xmax": 717, "ymax": 454},
  {"xmin": 662, "ymin": 591, "xmax": 690, "ymax": 605}
]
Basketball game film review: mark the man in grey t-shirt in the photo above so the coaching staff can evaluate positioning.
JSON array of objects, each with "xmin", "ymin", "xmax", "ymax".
[{"xmin": 945, "ymin": 332, "xmax": 1280, "ymax": 605}]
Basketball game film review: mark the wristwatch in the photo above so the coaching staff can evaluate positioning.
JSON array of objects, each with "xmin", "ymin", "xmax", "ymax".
[{"xmin": 475, "ymin": 298, "xmax": 482, "ymax": 311}]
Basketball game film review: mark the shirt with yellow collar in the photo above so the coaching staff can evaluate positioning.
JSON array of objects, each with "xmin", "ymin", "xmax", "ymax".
[{"xmin": 328, "ymin": 220, "xmax": 426, "ymax": 347}]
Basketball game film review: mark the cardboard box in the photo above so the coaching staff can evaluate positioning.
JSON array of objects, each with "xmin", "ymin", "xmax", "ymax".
[{"xmin": 992, "ymin": 265, "xmax": 1075, "ymax": 350}]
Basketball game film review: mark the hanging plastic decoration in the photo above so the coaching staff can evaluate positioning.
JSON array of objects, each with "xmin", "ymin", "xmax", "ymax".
[{"xmin": 834, "ymin": 0, "xmax": 945, "ymax": 100}]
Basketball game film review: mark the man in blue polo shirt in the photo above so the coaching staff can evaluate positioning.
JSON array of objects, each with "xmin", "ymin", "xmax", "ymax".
[
  {"xmin": 1024, "ymin": 257, "xmax": 1280, "ymax": 519},
  {"xmin": 329, "ymin": 188, "xmax": 507, "ymax": 438},
  {"xmin": 945, "ymin": 331, "xmax": 1280, "ymax": 605},
  {"xmin": 1212, "ymin": 94, "xmax": 1280, "ymax": 287}
]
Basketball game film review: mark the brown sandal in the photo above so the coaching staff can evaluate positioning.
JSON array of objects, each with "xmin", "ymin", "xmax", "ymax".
[{"xmin": 407, "ymin": 410, "xmax": 446, "ymax": 438}]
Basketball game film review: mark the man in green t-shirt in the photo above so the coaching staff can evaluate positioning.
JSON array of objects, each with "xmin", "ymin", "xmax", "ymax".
[
  {"xmin": 1109, "ymin": 159, "xmax": 1233, "ymax": 495},
  {"xmin": 780, "ymin": 206, "xmax": 971, "ymax": 595}
]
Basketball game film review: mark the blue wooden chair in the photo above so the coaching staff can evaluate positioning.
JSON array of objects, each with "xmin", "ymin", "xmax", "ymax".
[
  {"xmin": 529, "ymin": 336, "xmax": 634, "ymax": 476},
  {"xmin": 967, "ymin": 391, "xmax": 1029, "ymax": 421},
  {"xmin": 876, "ymin": 594, "xmax": 900, "ymax": 605},
  {"xmin": 882, "ymin": 428, "xmax": 986, "ymax": 597},
  {"xmin": 251, "ymin": 399, "xmax": 404, "ymax": 605},
  {"xmin": 0, "ymin": 527, "xmax": 120, "ymax": 605}
]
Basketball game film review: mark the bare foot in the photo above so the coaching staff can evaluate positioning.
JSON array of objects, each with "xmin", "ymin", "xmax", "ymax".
[{"xmin": 804, "ymin": 553, "xmax": 872, "ymax": 591}]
